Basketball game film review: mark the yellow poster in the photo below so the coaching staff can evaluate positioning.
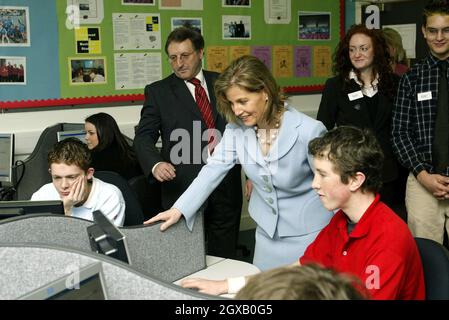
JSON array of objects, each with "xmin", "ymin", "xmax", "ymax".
[
  {"xmin": 229, "ymin": 46, "xmax": 251, "ymax": 63},
  {"xmin": 313, "ymin": 46, "xmax": 332, "ymax": 78},
  {"xmin": 273, "ymin": 45, "xmax": 293, "ymax": 78},
  {"xmin": 206, "ymin": 46, "xmax": 229, "ymax": 73},
  {"xmin": 75, "ymin": 27, "xmax": 101, "ymax": 54},
  {"xmin": 146, "ymin": 15, "xmax": 159, "ymax": 31}
]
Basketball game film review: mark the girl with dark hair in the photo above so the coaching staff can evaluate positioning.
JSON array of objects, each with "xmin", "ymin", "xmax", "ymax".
[
  {"xmin": 85, "ymin": 112, "xmax": 142, "ymax": 180},
  {"xmin": 317, "ymin": 24, "xmax": 404, "ymax": 209}
]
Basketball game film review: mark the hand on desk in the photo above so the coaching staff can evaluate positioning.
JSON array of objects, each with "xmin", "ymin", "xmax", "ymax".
[
  {"xmin": 144, "ymin": 208, "xmax": 182, "ymax": 231},
  {"xmin": 181, "ymin": 278, "xmax": 228, "ymax": 296}
]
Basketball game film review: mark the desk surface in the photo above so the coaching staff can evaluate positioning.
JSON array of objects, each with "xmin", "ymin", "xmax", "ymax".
[
  {"xmin": 204, "ymin": 255, "xmax": 225, "ymax": 267},
  {"xmin": 174, "ymin": 256, "xmax": 260, "ymax": 298}
]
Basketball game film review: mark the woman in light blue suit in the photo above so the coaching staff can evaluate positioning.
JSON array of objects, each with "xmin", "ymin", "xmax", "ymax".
[{"xmin": 146, "ymin": 55, "xmax": 333, "ymax": 270}]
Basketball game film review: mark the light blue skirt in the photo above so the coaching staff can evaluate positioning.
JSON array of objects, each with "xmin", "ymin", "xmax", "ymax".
[{"xmin": 253, "ymin": 227, "xmax": 321, "ymax": 271}]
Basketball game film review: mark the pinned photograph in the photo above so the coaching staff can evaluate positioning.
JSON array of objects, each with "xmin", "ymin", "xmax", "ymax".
[
  {"xmin": 222, "ymin": 0, "xmax": 250, "ymax": 7},
  {"xmin": 0, "ymin": 6, "xmax": 30, "ymax": 46},
  {"xmin": 223, "ymin": 15, "xmax": 251, "ymax": 40},
  {"xmin": 69, "ymin": 57, "xmax": 106, "ymax": 85},
  {"xmin": 171, "ymin": 17, "xmax": 202, "ymax": 34},
  {"xmin": 298, "ymin": 12, "xmax": 331, "ymax": 40},
  {"xmin": 0, "ymin": 56, "xmax": 26, "ymax": 85},
  {"xmin": 122, "ymin": 0, "xmax": 155, "ymax": 5},
  {"xmin": 67, "ymin": 0, "xmax": 104, "ymax": 25}
]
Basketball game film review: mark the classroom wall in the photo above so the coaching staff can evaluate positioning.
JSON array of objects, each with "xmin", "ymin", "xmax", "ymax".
[
  {"xmin": 0, "ymin": 94, "xmax": 321, "ymax": 159},
  {"xmin": 1, "ymin": 0, "xmax": 357, "ymax": 157},
  {"xmin": 0, "ymin": 1, "xmax": 355, "ymax": 231},
  {"xmin": 1, "ymin": 0, "xmax": 344, "ymax": 105},
  {"xmin": 1, "ymin": 0, "xmax": 358, "ymax": 157}
]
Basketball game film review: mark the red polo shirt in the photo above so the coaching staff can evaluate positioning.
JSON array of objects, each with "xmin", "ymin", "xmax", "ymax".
[{"xmin": 300, "ymin": 195, "xmax": 425, "ymax": 300}]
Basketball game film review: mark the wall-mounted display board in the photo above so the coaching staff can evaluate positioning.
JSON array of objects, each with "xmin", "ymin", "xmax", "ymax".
[
  {"xmin": 360, "ymin": 1, "xmax": 426, "ymax": 67},
  {"xmin": 0, "ymin": 0, "xmax": 344, "ymax": 111}
]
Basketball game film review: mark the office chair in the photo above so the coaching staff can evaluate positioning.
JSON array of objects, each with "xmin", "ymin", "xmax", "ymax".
[
  {"xmin": 94, "ymin": 170, "xmax": 144, "ymax": 226},
  {"xmin": 12, "ymin": 123, "xmax": 85, "ymax": 200},
  {"xmin": 415, "ymin": 237, "xmax": 449, "ymax": 300},
  {"xmin": 128, "ymin": 175, "xmax": 162, "ymax": 220}
]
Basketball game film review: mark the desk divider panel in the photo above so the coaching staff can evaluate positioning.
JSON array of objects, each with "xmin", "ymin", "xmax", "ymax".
[
  {"xmin": 121, "ymin": 212, "xmax": 206, "ymax": 282},
  {"xmin": 0, "ymin": 212, "xmax": 206, "ymax": 282},
  {"xmin": 0, "ymin": 244, "xmax": 214, "ymax": 300},
  {"xmin": 0, "ymin": 215, "xmax": 93, "ymax": 251}
]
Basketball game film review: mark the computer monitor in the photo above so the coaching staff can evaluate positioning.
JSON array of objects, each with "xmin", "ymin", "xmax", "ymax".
[
  {"xmin": 56, "ymin": 130, "xmax": 86, "ymax": 143},
  {"xmin": 0, "ymin": 200, "xmax": 64, "ymax": 219},
  {"xmin": 19, "ymin": 262, "xmax": 108, "ymax": 300},
  {"xmin": 0, "ymin": 133, "xmax": 14, "ymax": 185},
  {"xmin": 87, "ymin": 210, "xmax": 131, "ymax": 265}
]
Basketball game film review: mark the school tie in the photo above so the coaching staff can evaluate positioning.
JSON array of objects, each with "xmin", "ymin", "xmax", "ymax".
[
  {"xmin": 188, "ymin": 77, "xmax": 216, "ymax": 152},
  {"xmin": 433, "ymin": 60, "xmax": 449, "ymax": 174}
]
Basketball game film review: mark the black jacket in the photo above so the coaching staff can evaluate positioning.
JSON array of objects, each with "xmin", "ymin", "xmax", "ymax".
[
  {"xmin": 317, "ymin": 75, "xmax": 400, "ymax": 182},
  {"xmin": 133, "ymin": 71, "xmax": 242, "ymax": 209}
]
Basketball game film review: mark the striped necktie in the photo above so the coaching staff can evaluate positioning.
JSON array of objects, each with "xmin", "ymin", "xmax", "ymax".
[{"xmin": 188, "ymin": 78, "xmax": 216, "ymax": 152}]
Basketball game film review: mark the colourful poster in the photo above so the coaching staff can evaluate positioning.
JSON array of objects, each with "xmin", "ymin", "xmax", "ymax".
[
  {"xmin": 313, "ymin": 46, "xmax": 332, "ymax": 77},
  {"xmin": 159, "ymin": 0, "xmax": 203, "ymax": 10},
  {"xmin": 294, "ymin": 46, "xmax": 311, "ymax": 77},
  {"xmin": 75, "ymin": 27, "xmax": 101, "ymax": 54},
  {"xmin": 273, "ymin": 45, "xmax": 292, "ymax": 78},
  {"xmin": 229, "ymin": 46, "xmax": 250, "ymax": 63},
  {"xmin": 206, "ymin": 46, "xmax": 228, "ymax": 73},
  {"xmin": 251, "ymin": 46, "xmax": 271, "ymax": 71}
]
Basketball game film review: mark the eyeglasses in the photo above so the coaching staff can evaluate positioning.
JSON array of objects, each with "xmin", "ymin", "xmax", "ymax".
[
  {"xmin": 425, "ymin": 27, "xmax": 449, "ymax": 39},
  {"xmin": 168, "ymin": 51, "xmax": 195, "ymax": 63}
]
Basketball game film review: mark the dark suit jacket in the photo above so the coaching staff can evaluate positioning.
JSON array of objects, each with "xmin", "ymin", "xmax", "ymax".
[
  {"xmin": 134, "ymin": 71, "xmax": 241, "ymax": 209},
  {"xmin": 317, "ymin": 75, "xmax": 399, "ymax": 182}
]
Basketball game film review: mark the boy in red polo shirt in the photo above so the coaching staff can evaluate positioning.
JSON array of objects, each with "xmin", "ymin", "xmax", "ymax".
[
  {"xmin": 301, "ymin": 126, "xmax": 425, "ymax": 300},
  {"xmin": 181, "ymin": 126, "xmax": 425, "ymax": 299}
]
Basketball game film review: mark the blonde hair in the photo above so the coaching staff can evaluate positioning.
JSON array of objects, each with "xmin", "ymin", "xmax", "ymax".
[
  {"xmin": 235, "ymin": 264, "xmax": 367, "ymax": 300},
  {"xmin": 382, "ymin": 28, "xmax": 408, "ymax": 65},
  {"xmin": 214, "ymin": 55, "xmax": 285, "ymax": 125}
]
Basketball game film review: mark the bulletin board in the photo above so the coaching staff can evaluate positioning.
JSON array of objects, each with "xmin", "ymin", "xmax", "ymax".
[
  {"xmin": 0, "ymin": 0, "xmax": 344, "ymax": 111},
  {"xmin": 361, "ymin": 1, "xmax": 427, "ymax": 65}
]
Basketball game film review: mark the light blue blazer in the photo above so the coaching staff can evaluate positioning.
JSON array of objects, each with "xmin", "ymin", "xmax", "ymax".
[{"xmin": 174, "ymin": 105, "xmax": 333, "ymax": 238}]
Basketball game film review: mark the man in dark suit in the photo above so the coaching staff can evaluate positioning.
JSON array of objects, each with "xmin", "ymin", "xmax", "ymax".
[{"xmin": 134, "ymin": 27, "xmax": 243, "ymax": 258}]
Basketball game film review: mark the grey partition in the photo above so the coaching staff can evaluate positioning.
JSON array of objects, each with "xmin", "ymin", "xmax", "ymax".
[
  {"xmin": 0, "ymin": 212, "xmax": 206, "ymax": 282},
  {"xmin": 0, "ymin": 215, "xmax": 93, "ymax": 251},
  {"xmin": 122, "ymin": 218, "xmax": 205, "ymax": 282},
  {"xmin": 0, "ymin": 243, "xmax": 218, "ymax": 300}
]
